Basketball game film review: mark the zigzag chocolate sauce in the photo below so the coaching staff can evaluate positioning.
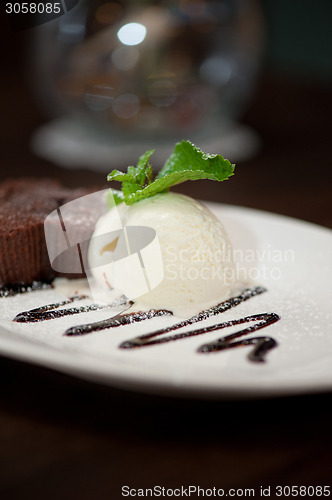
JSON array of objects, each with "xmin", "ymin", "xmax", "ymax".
[{"xmin": 12, "ymin": 286, "xmax": 279, "ymax": 363}]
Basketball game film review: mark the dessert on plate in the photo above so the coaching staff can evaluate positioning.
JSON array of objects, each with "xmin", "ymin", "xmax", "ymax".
[{"xmin": 0, "ymin": 141, "xmax": 279, "ymax": 363}]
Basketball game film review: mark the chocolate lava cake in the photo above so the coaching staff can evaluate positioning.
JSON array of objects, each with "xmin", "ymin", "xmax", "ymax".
[{"xmin": 0, "ymin": 178, "xmax": 106, "ymax": 287}]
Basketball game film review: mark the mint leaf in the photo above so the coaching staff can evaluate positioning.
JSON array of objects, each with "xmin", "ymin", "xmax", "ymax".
[
  {"xmin": 107, "ymin": 140, "xmax": 235, "ymax": 206},
  {"xmin": 107, "ymin": 149, "xmax": 154, "ymax": 187},
  {"xmin": 157, "ymin": 140, "xmax": 234, "ymax": 181},
  {"xmin": 134, "ymin": 149, "xmax": 154, "ymax": 186}
]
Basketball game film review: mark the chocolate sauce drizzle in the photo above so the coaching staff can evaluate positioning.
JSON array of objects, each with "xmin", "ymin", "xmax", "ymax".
[
  {"xmin": 122, "ymin": 311, "xmax": 279, "ymax": 362},
  {"xmin": 13, "ymin": 295, "xmax": 129, "ymax": 323},
  {"xmin": 64, "ymin": 287, "xmax": 265, "ymax": 337},
  {"xmin": 121, "ymin": 286, "xmax": 267, "ymax": 345},
  {"xmin": 0, "ymin": 281, "xmax": 52, "ymax": 298},
  {"xmin": 198, "ymin": 314, "xmax": 279, "ymax": 363},
  {"xmin": 11, "ymin": 285, "xmax": 280, "ymax": 362},
  {"xmin": 118, "ymin": 288, "xmax": 279, "ymax": 361},
  {"xmin": 65, "ymin": 309, "xmax": 172, "ymax": 336},
  {"xmin": 65, "ymin": 287, "xmax": 266, "ymax": 338}
]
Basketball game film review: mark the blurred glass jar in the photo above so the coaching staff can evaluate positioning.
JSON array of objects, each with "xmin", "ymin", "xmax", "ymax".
[{"xmin": 32, "ymin": 0, "xmax": 265, "ymax": 155}]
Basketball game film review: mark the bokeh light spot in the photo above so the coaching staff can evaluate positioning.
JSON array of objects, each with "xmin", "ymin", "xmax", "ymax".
[{"xmin": 117, "ymin": 23, "xmax": 147, "ymax": 46}]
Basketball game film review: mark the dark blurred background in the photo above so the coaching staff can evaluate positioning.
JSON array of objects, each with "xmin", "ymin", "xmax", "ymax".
[{"xmin": 1, "ymin": 0, "xmax": 332, "ymax": 227}]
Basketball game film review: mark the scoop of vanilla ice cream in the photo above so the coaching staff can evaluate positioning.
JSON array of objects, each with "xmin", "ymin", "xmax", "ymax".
[{"xmin": 88, "ymin": 192, "xmax": 234, "ymax": 317}]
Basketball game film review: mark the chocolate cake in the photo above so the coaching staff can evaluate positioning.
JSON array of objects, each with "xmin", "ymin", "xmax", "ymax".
[{"xmin": 0, "ymin": 178, "xmax": 106, "ymax": 286}]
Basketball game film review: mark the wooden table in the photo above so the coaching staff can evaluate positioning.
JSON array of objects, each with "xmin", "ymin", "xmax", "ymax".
[{"xmin": 1, "ymin": 16, "xmax": 332, "ymax": 500}]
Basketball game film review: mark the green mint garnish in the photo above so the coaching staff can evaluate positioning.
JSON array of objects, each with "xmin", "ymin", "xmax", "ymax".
[{"xmin": 107, "ymin": 140, "xmax": 235, "ymax": 206}]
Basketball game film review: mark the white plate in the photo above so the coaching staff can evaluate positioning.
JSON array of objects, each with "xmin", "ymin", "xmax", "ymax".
[{"xmin": 0, "ymin": 204, "xmax": 331, "ymax": 399}]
